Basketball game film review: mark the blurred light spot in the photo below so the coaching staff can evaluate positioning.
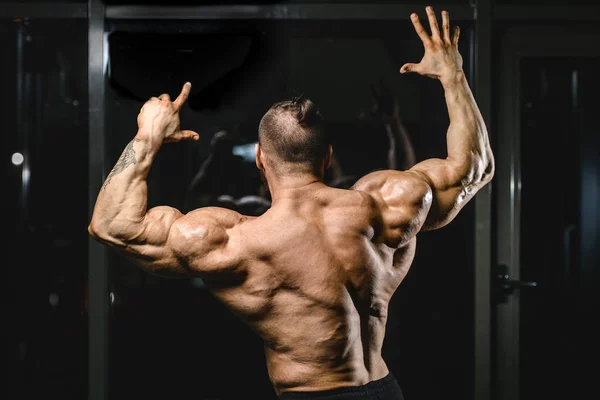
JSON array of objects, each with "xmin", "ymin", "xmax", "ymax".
[
  {"xmin": 12, "ymin": 152, "xmax": 24, "ymax": 165},
  {"xmin": 571, "ymin": 69, "xmax": 578, "ymax": 110},
  {"xmin": 233, "ymin": 142, "xmax": 257, "ymax": 162},
  {"xmin": 22, "ymin": 165, "xmax": 30, "ymax": 185},
  {"xmin": 72, "ymin": 100, "xmax": 80, "ymax": 106},
  {"xmin": 110, "ymin": 292, "xmax": 115, "ymax": 304},
  {"xmin": 49, "ymin": 293, "xmax": 59, "ymax": 307}
]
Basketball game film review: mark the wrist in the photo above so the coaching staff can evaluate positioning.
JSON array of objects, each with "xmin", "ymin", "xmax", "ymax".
[
  {"xmin": 135, "ymin": 130, "xmax": 162, "ymax": 152},
  {"xmin": 440, "ymin": 70, "xmax": 466, "ymax": 89}
]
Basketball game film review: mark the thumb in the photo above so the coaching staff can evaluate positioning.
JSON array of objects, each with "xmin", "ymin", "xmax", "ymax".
[
  {"xmin": 400, "ymin": 63, "xmax": 421, "ymax": 74},
  {"xmin": 179, "ymin": 129, "xmax": 200, "ymax": 141}
]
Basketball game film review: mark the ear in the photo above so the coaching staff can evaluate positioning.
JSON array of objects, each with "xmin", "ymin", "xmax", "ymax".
[
  {"xmin": 255, "ymin": 143, "xmax": 264, "ymax": 171},
  {"xmin": 324, "ymin": 145, "xmax": 333, "ymax": 169}
]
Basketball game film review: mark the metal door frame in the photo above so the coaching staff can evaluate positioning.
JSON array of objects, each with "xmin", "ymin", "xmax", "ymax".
[{"xmin": 495, "ymin": 25, "xmax": 600, "ymax": 400}]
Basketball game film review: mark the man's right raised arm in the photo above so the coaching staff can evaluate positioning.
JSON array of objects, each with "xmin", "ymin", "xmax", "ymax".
[
  {"xmin": 404, "ymin": 7, "xmax": 494, "ymax": 230},
  {"xmin": 352, "ymin": 6, "xmax": 494, "ymax": 235},
  {"xmin": 407, "ymin": 68, "xmax": 493, "ymax": 231}
]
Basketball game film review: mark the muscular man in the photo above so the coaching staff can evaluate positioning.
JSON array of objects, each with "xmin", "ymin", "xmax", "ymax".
[{"xmin": 89, "ymin": 7, "xmax": 494, "ymax": 400}]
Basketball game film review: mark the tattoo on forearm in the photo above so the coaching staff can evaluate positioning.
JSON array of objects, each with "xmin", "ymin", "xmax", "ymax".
[{"xmin": 102, "ymin": 138, "xmax": 140, "ymax": 189}]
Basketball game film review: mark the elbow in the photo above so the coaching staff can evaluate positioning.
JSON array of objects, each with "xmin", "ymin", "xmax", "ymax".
[
  {"xmin": 88, "ymin": 216, "xmax": 141, "ymax": 249},
  {"xmin": 88, "ymin": 219, "xmax": 107, "ymax": 243},
  {"xmin": 87, "ymin": 222, "xmax": 96, "ymax": 239},
  {"xmin": 453, "ymin": 150, "xmax": 495, "ymax": 188},
  {"xmin": 481, "ymin": 151, "xmax": 495, "ymax": 184},
  {"xmin": 88, "ymin": 218, "xmax": 120, "ymax": 246},
  {"xmin": 471, "ymin": 148, "xmax": 495, "ymax": 187},
  {"xmin": 460, "ymin": 152, "xmax": 494, "ymax": 192}
]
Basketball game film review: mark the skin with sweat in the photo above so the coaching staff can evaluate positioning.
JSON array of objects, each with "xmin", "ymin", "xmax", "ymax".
[{"xmin": 88, "ymin": 6, "xmax": 494, "ymax": 397}]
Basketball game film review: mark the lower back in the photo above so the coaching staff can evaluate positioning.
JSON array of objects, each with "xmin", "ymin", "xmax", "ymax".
[{"xmin": 257, "ymin": 285, "xmax": 390, "ymax": 394}]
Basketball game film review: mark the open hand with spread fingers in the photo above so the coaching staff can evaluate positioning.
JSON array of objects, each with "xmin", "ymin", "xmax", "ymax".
[
  {"xmin": 137, "ymin": 82, "xmax": 200, "ymax": 144},
  {"xmin": 400, "ymin": 6, "xmax": 463, "ymax": 86}
]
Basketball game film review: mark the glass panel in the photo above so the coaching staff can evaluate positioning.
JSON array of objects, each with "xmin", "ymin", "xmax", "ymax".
[
  {"xmin": 105, "ymin": 18, "xmax": 475, "ymax": 400},
  {"xmin": 519, "ymin": 57, "xmax": 600, "ymax": 400},
  {"xmin": 4, "ymin": 17, "xmax": 89, "ymax": 400}
]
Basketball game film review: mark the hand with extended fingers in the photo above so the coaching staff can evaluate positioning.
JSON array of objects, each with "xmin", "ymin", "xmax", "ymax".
[
  {"xmin": 137, "ymin": 82, "xmax": 200, "ymax": 144},
  {"xmin": 400, "ymin": 6, "xmax": 463, "ymax": 86}
]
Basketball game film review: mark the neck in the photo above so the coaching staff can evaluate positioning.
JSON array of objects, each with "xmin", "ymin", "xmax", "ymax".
[{"xmin": 263, "ymin": 169, "xmax": 325, "ymax": 203}]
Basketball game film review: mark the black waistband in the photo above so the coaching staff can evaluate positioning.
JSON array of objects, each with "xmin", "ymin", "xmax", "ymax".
[{"xmin": 279, "ymin": 373, "xmax": 400, "ymax": 399}]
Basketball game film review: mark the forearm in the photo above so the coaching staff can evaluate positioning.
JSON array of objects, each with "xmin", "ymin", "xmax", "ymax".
[
  {"xmin": 441, "ymin": 72, "xmax": 494, "ymax": 182},
  {"xmin": 89, "ymin": 134, "xmax": 160, "ymax": 243},
  {"xmin": 397, "ymin": 7, "xmax": 493, "ymax": 231},
  {"xmin": 407, "ymin": 73, "xmax": 494, "ymax": 231}
]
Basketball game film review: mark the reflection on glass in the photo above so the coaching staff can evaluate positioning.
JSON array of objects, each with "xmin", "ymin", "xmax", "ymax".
[{"xmin": 6, "ymin": 17, "xmax": 89, "ymax": 400}]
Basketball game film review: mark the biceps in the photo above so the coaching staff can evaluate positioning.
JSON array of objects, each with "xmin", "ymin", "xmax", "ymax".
[{"xmin": 408, "ymin": 160, "xmax": 473, "ymax": 230}]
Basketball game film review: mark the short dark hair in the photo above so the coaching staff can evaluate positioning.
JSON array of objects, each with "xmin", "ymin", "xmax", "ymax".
[{"xmin": 258, "ymin": 97, "xmax": 328, "ymax": 171}]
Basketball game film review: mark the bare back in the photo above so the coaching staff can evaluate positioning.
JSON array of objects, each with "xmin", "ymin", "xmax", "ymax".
[{"xmin": 183, "ymin": 183, "xmax": 425, "ymax": 395}]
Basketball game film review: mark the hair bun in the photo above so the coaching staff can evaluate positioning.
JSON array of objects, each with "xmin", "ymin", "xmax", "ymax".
[{"xmin": 291, "ymin": 97, "xmax": 322, "ymax": 127}]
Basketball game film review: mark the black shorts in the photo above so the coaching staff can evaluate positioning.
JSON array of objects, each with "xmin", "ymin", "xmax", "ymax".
[{"xmin": 279, "ymin": 374, "xmax": 404, "ymax": 400}]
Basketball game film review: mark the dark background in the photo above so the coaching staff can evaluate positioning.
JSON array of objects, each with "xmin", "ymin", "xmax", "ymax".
[{"xmin": 4, "ymin": 1, "xmax": 599, "ymax": 400}]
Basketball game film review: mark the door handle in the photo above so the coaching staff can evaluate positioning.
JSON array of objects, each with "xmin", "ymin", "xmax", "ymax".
[
  {"xmin": 502, "ymin": 276, "xmax": 538, "ymax": 292},
  {"xmin": 494, "ymin": 264, "xmax": 537, "ymax": 303}
]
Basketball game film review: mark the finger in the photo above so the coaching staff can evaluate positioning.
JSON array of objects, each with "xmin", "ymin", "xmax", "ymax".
[
  {"xmin": 425, "ymin": 6, "xmax": 440, "ymax": 38},
  {"xmin": 452, "ymin": 26, "xmax": 460, "ymax": 47},
  {"xmin": 410, "ymin": 13, "xmax": 432, "ymax": 46},
  {"xmin": 142, "ymin": 97, "xmax": 158, "ymax": 110},
  {"xmin": 400, "ymin": 63, "xmax": 421, "ymax": 74},
  {"xmin": 173, "ymin": 82, "xmax": 192, "ymax": 111},
  {"xmin": 179, "ymin": 129, "xmax": 200, "ymax": 141},
  {"xmin": 164, "ymin": 130, "xmax": 199, "ymax": 144},
  {"xmin": 158, "ymin": 93, "xmax": 171, "ymax": 101},
  {"xmin": 442, "ymin": 10, "xmax": 451, "ymax": 44}
]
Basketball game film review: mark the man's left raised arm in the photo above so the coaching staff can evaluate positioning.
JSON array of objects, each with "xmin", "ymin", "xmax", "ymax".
[{"xmin": 88, "ymin": 82, "xmax": 200, "ymax": 277}]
